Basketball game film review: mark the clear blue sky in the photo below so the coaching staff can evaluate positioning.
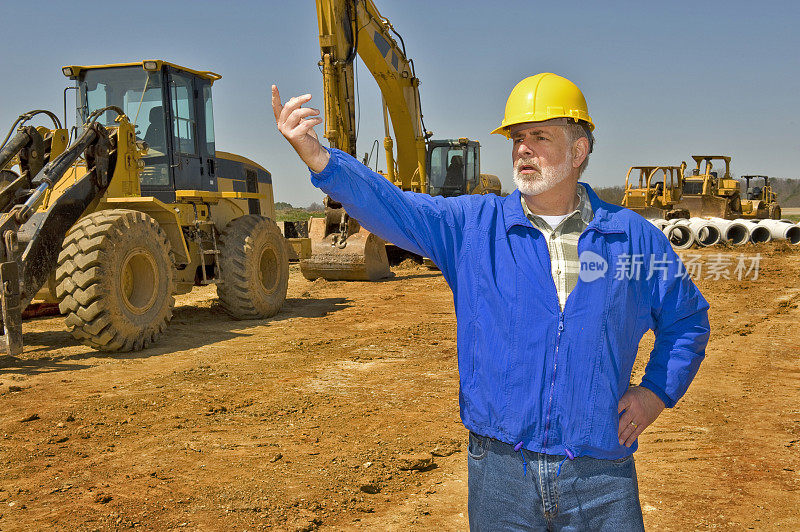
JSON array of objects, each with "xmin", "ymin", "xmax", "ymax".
[{"xmin": 2, "ymin": 0, "xmax": 798, "ymax": 206}]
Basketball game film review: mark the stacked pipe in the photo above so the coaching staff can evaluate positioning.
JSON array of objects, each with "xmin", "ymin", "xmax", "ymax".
[
  {"xmin": 732, "ymin": 219, "xmax": 771, "ymax": 243},
  {"xmin": 656, "ymin": 219, "xmax": 695, "ymax": 250},
  {"xmin": 707, "ymin": 218, "xmax": 750, "ymax": 245},
  {"xmin": 755, "ymin": 219, "xmax": 800, "ymax": 244},
  {"xmin": 648, "ymin": 217, "xmax": 800, "ymax": 248}
]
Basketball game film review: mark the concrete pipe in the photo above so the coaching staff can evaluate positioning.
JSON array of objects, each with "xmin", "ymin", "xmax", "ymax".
[
  {"xmin": 648, "ymin": 218, "xmax": 669, "ymax": 231},
  {"xmin": 687, "ymin": 218, "xmax": 721, "ymax": 247},
  {"xmin": 663, "ymin": 222, "xmax": 695, "ymax": 250},
  {"xmin": 707, "ymin": 217, "xmax": 750, "ymax": 245},
  {"xmin": 733, "ymin": 219, "xmax": 772, "ymax": 243},
  {"xmin": 757, "ymin": 219, "xmax": 800, "ymax": 244}
]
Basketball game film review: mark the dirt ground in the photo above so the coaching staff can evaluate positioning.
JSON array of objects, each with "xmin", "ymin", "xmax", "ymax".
[{"xmin": 1, "ymin": 243, "xmax": 799, "ymax": 531}]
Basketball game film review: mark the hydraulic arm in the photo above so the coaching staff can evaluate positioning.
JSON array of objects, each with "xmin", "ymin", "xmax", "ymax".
[
  {"xmin": 316, "ymin": 0, "xmax": 428, "ymax": 191},
  {"xmin": 305, "ymin": 0, "xmax": 433, "ymax": 281},
  {"xmin": 306, "ymin": 1, "xmax": 500, "ymax": 281},
  {"xmin": 0, "ymin": 115, "xmax": 120, "ymax": 355}
]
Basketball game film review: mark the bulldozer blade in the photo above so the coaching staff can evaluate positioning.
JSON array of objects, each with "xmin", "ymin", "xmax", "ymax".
[
  {"xmin": 629, "ymin": 206, "xmax": 672, "ymax": 220},
  {"xmin": 675, "ymin": 196, "xmax": 729, "ymax": 218},
  {"xmin": 300, "ymin": 218, "xmax": 391, "ymax": 281}
]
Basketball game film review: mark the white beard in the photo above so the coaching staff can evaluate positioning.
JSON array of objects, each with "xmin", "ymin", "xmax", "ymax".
[{"xmin": 513, "ymin": 151, "xmax": 573, "ymax": 196}]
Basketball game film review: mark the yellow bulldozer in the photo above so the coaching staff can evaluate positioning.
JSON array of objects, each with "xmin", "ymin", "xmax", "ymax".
[
  {"xmin": 739, "ymin": 174, "xmax": 781, "ymax": 219},
  {"xmin": 621, "ymin": 163, "xmax": 689, "ymax": 220},
  {"xmin": 673, "ymin": 155, "xmax": 737, "ymax": 218},
  {"xmin": 304, "ymin": 0, "xmax": 502, "ymax": 281},
  {"xmin": 0, "ymin": 60, "xmax": 301, "ymax": 356}
]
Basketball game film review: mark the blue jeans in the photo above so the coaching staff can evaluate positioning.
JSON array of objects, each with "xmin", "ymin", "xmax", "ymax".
[{"xmin": 467, "ymin": 432, "xmax": 645, "ymax": 531}]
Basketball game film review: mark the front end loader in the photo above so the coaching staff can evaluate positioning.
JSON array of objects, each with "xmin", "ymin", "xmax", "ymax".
[{"xmin": 1, "ymin": 60, "xmax": 306, "ymax": 356}]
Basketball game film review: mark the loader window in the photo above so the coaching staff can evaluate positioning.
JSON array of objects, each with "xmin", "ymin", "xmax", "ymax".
[
  {"xmin": 169, "ymin": 74, "xmax": 197, "ymax": 156},
  {"xmin": 203, "ymin": 85, "xmax": 216, "ymax": 154},
  {"xmin": 466, "ymin": 147, "xmax": 477, "ymax": 189},
  {"xmin": 79, "ymin": 66, "xmax": 169, "ymax": 187}
]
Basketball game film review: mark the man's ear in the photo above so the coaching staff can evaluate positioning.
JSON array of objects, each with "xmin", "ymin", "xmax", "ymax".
[{"xmin": 572, "ymin": 137, "xmax": 589, "ymax": 169}]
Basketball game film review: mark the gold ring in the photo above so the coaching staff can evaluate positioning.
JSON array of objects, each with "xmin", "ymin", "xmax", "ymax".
[{"xmin": 630, "ymin": 422, "xmax": 638, "ymax": 428}]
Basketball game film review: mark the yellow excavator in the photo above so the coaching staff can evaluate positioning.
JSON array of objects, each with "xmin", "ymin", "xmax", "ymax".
[
  {"xmin": 0, "ymin": 60, "xmax": 301, "ymax": 356},
  {"xmin": 621, "ymin": 163, "xmax": 689, "ymax": 220},
  {"xmin": 304, "ymin": 0, "xmax": 501, "ymax": 281}
]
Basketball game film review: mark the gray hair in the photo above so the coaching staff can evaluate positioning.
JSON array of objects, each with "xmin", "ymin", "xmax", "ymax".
[{"xmin": 564, "ymin": 123, "xmax": 594, "ymax": 177}]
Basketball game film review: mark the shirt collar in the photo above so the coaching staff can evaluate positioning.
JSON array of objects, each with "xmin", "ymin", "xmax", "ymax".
[{"xmin": 519, "ymin": 183, "xmax": 595, "ymax": 225}]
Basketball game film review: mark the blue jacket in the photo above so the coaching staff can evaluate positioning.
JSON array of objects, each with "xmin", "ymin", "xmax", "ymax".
[{"xmin": 310, "ymin": 148, "xmax": 710, "ymax": 460}]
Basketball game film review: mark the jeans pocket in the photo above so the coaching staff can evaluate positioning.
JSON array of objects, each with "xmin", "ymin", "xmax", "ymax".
[
  {"xmin": 612, "ymin": 454, "xmax": 633, "ymax": 464},
  {"xmin": 467, "ymin": 431, "xmax": 489, "ymax": 460}
]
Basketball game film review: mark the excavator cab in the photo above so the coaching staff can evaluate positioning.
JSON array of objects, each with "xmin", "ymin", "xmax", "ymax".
[
  {"xmin": 64, "ymin": 61, "xmax": 222, "ymax": 204},
  {"xmin": 426, "ymin": 138, "xmax": 480, "ymax": 197}
]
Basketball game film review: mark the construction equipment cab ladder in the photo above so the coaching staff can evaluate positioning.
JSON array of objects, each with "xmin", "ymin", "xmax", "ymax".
[{"xmin": 304, "ymin": 0, "xmax": 501, "ymax": 281}]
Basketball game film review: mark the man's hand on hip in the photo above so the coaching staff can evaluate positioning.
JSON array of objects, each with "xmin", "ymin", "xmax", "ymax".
[
  {"xmin": 617, "ymin": 385, "xmax": 665, "ymax": 447},
  {"xmin": 271, "ymin": 85, "xmax": 330, "ymax": 173}
]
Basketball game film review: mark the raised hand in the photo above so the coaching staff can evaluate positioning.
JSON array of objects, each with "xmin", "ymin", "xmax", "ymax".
[{"xmin": 271, "ymin": 85, "xmax": 329, "ymax": 173}]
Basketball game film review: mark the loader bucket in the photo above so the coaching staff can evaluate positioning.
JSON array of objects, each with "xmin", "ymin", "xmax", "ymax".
[
  {"xmin": 300, "ymin": 217, "xmax": 391, "ymax": 281},
  {"xmin": 675, "ymin": 196, "xmax": 729, "ymax": 218}
]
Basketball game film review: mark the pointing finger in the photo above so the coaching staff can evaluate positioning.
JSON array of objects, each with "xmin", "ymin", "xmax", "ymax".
[{"xmin": 271, "ymin": 85, "xmax": 283, "ymax": 123}]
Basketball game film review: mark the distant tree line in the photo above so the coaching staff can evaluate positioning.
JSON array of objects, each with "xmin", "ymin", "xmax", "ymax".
[{"xmin": 274, "ymin": 201, "xmax": 325, "ymax": 213}]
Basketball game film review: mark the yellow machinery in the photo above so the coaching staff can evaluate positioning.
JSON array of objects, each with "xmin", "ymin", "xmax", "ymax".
[
  {"xmin": 739, "ymin": 174, "xmax": 781, "ymax": 219},
  {"xmin": 621, "ymin": 163, "xmax": 689, "ymax": 220},
  {"xmin": 305, "ymin": 0, "xmax": 501, "ymax": 281},
  {"xmin": 0, "ymin": 60, "xmax": 300, "ymax": 355},
  {"xmin": 675, "ymin": 155, "xmax": 743, "ymax": 218}
]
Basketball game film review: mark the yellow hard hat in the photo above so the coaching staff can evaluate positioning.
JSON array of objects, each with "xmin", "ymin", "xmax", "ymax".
[{"xmin": 491, "ymin": 73, "xmax": 594, "ymax": 137}]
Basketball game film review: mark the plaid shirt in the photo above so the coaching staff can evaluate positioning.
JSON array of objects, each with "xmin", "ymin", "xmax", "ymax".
[{"xmin": 521, "ymin": 184, "xmax": 595, "ymax": 310}]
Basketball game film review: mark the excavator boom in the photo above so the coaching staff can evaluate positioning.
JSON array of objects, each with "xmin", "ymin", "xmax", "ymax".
[
  {"xmin": 316, "ymin": 0, "xmax": 427, "ymax": 190},
  {"xmin": 306, "ymin": 1, "xmax": 499, "ymax": 281}
]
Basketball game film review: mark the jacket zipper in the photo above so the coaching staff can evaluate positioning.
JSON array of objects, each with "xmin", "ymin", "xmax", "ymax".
[
  {"xmin": 542, "ymin": 310, "xmax": 564, "ymax": 449},
  {"xmin": 537, "ymin": 224, "xmax": 621, "ymax": 452}
]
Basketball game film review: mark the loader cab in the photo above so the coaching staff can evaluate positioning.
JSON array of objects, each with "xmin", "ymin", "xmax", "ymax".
[
  {"xmin": 426, "ymin": 138, "xmax": 480, "ymax": 197},
  {"xmin": 66, "ymin": 61, "xmax": 221, "ymax": 203}
]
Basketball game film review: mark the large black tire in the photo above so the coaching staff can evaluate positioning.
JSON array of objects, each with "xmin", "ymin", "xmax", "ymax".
[
  {"xmin": 769, "ymin": 203, "xmax": 782, "ymax": 220},
  {"xmin": 55, "ymin": 209, "xmax": 175, "ymax": 351},
  {"xmin": 217, "ymin": 215, "xmax": 289, "ymax": 320}
]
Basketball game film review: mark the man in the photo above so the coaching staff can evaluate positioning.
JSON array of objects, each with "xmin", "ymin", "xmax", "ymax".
[{"xmin": 272, "ymin": 73, "xmax": 710, "ymax": 530}]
